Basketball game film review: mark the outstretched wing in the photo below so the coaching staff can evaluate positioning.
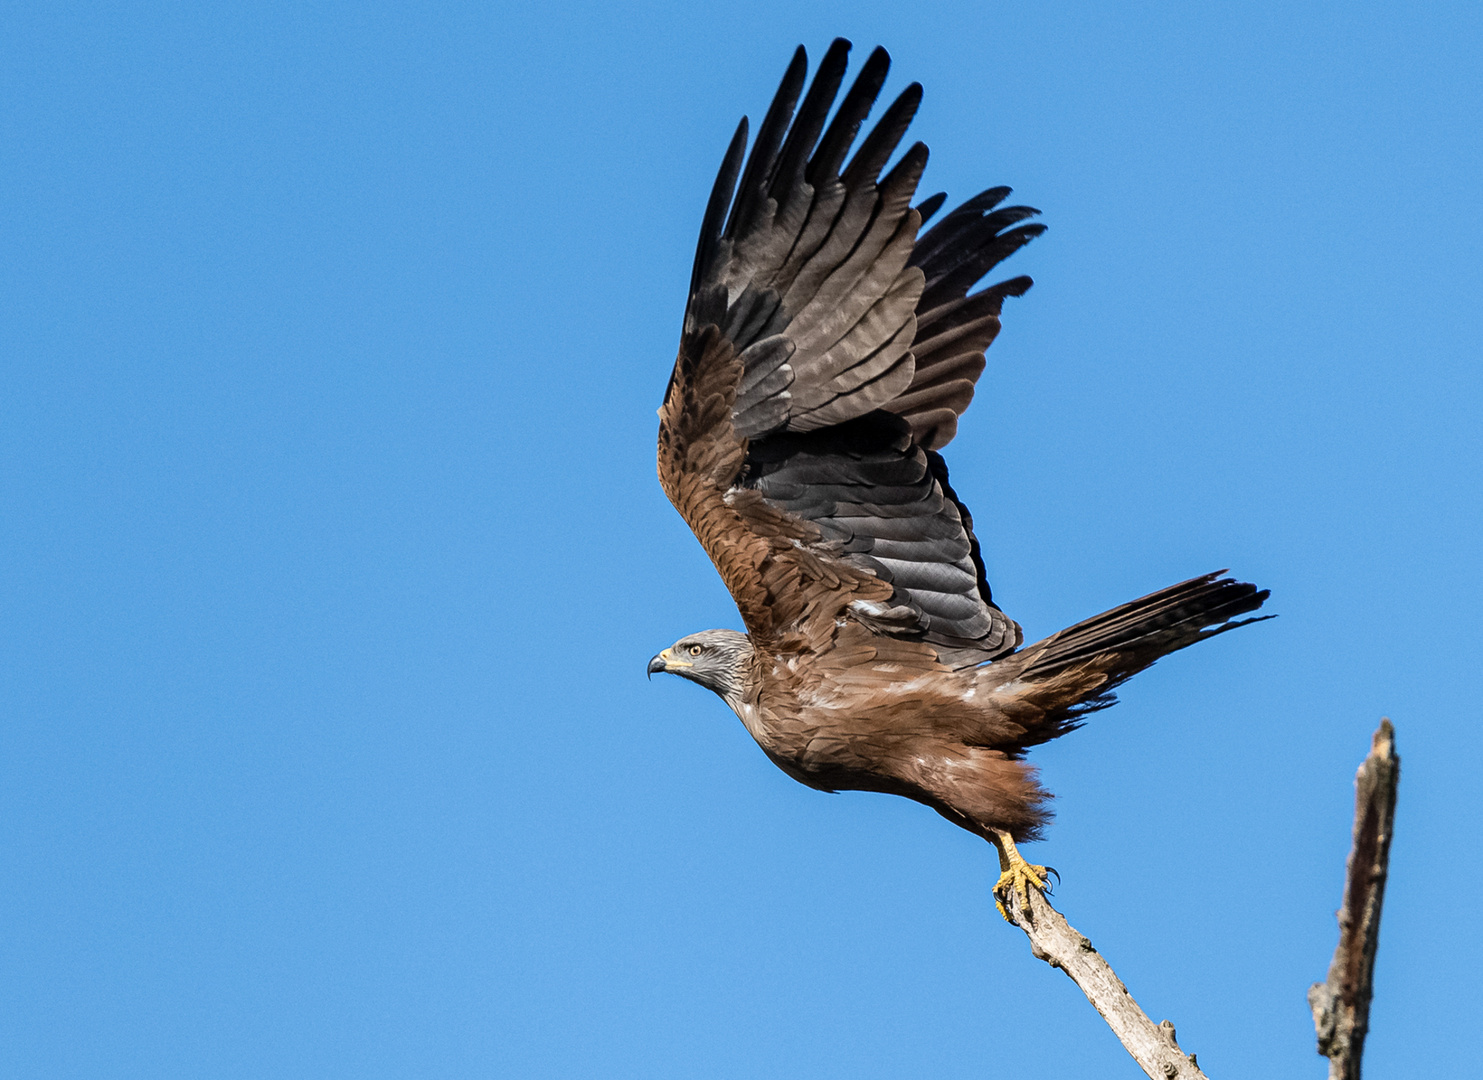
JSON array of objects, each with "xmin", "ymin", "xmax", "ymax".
[{"xmin": 658, "ymin": 40, "xmax": 1042, "ymax": 661}]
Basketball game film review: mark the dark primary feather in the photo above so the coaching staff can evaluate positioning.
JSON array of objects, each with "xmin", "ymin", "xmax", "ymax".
[
  {"xmin": 689, "ymin": 40, "xmax": 929, "ymax": 433},
  {"xmin": 808, "ymin": 46, "xmax": 891, "ymax": 185},
  {"xmin": 725, "ymin": 47, "xmax": 807, "ymax": 245},
  {"xmin": 914, "ymin": 191, "xmax": 948, "ymax": 225},
  {"xmin": 897, "ymin": 188, "xmax": 1042, "ymax": 450}
]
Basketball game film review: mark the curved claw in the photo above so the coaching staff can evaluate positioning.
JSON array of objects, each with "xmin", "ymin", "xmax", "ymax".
[
  {"xmin": 991, "ymin": 859, "xmax": 1052, "ymax": 923},
  {"xmin": 987, "ymin": 830, "xmax": 1055, "ymax": 924}
]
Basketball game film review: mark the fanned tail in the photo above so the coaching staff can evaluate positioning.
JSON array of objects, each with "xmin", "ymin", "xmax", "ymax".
[
  {"xmin": 985, "ymin": 572, "xmax": 1271, "ymax": 750},
  {"xmin": 1019, "ymin": 571, "xmax": 1270, "ymax": 682}
]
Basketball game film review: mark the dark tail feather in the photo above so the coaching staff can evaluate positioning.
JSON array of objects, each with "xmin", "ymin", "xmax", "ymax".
[{"xmin": 1017, "ymin": 571, "xmax": 1271, "ymax": 685}]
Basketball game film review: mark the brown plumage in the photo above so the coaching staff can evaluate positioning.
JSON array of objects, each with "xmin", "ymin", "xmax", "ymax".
[{"xmin": 649, "ymin": 40, "xmax": 1269, "ymax": 903}]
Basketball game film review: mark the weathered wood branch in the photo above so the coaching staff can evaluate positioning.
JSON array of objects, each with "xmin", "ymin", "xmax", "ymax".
[
  {"xmin": 1308, "ymin": 718, "xmax": 1399, "ymax": 1080},
  {"xmin": 1001, "ymin": 883, "xmax": 1209, "ymax": 1080},
  {"xmin": 999, "ymin": 720, "xmax": 1398, "ymax": 1079}
]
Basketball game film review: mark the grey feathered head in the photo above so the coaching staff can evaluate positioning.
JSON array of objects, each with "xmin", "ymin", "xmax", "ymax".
[{"xmin": 647, "ymin": 629, "xmax": 755, "ymax": 707}]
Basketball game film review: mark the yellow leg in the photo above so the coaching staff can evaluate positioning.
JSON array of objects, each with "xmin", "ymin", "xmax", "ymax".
[{"xmin": 989, "ymin": 829, "xmax": 1052, "ymax": 922}]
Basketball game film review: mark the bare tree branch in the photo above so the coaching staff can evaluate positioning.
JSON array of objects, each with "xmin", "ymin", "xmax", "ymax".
[
  {"xmin": 1308, "ymin": 718, "xmax": 1399, "ymax": 1080},
  {"xmin": 1001, "ymin": 884, "xmax": 1209, "ymax": 1080},
  {"xmin": 998, "ymin": 719, "xmax": 1398, "ymax": 1079}
]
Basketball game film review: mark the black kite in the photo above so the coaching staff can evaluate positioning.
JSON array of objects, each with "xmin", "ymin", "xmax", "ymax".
[{"xmin": 648, "ymin": 40, "xmax": 1269, "ymax": 914}]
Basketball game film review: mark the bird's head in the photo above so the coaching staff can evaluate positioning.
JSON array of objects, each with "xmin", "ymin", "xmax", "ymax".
[{"xmin": 647, "ymin": 629, "xmax": 754, "ymax": 706}]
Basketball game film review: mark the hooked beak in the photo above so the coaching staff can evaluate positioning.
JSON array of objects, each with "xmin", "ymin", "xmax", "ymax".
[{"xmin": 647, "ymin": 647, "xmax": 692, "ymax": 679}]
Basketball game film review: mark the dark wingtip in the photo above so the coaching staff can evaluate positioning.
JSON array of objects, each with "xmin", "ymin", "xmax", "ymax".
[
  {"xmin": 995, "ymin": 274, "xmax": 1035, "ymax": 298},
  {"xmin": 916, "ymin": 191, "xmax": 948, "ymax": 224},
  {"xmin": 784, "ymin": 44, "xmax": 809, "ymax": 81}
]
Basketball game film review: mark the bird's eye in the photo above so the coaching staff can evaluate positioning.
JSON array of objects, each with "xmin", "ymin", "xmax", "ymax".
[{"xmin": 688, "ymin": 644, "xmax": 703, "ymax": 656}]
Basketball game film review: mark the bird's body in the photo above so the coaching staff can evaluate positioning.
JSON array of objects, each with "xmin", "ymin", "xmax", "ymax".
[{"xmin": 648, "ymin": 40, "xmax": 1268, "ymax": 902}]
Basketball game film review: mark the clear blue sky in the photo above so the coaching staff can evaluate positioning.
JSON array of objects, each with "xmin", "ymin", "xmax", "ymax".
[{"xmin": 2, "ymin": 2, "xmax": 1478, "ymax": 1077}]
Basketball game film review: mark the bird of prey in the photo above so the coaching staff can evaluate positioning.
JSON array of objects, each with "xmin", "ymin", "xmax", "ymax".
[{"xmin": 647, "ymin": 39, "xmax": 1269, "ymax": 915}]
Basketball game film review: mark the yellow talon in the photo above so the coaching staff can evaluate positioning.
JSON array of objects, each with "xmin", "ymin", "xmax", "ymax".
[{"xmin": 990, "ymin": 830, "xmax": 1052, "ymax": 922}]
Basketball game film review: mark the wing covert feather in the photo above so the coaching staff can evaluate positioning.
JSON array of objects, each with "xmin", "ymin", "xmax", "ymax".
[{"xmin": 658, "ymin": 327, "xmax": 894, "ymax": 648}]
